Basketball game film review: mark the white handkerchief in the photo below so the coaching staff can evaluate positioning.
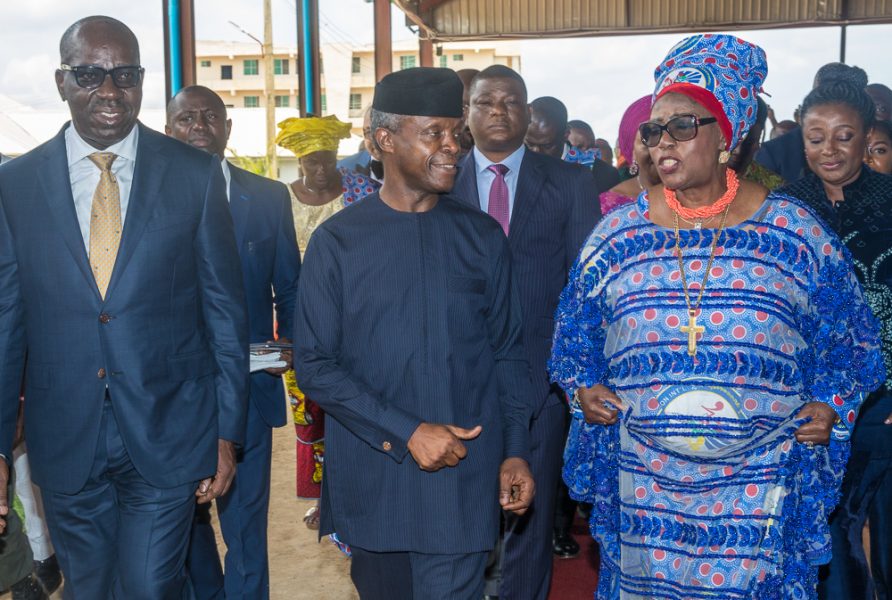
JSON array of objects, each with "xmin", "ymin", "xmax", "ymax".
[{"xmin": 250, "ymin": 351, "xmax": 287, "ymax": 373}]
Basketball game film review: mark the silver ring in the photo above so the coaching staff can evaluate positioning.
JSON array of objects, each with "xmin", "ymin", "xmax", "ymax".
[{"xmin": 804, "ymin": 441, "xmax": 815, "ymax": 449}]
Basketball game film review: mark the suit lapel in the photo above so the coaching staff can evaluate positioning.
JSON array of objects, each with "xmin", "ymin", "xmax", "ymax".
[
  {"xmin": 454, "ymin": 153, "xmax": 481, "ymax": 208},
  {"xmin": 38, "ymin": 128, "xmax": 99, "ymax": 296},
  {"xmin": 227, "ymin": 165, "xmax": 250, "ymax": 249},
  {"xmin": 105, "ymin": 124, "xmax": 170, "ymax": 298},
  {"xmin": 509, "ymin": 151, "xmax": 544, "ymax": 242}
]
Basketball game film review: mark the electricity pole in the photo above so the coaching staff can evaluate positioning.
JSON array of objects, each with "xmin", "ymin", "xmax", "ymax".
[{"xmin": 263, "ymin": 0, "xmax": 278, "ymax": 178}]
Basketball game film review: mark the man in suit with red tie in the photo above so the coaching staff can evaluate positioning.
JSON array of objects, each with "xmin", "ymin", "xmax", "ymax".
[
  {"xmin": 166, "ymin": 85, "xmax": 301, "ymax": 600},
  {"xmin": 0, "ymin": 17, "xmax": 248, "ymax": 598},
  {"xmin": 452, "ymin": 65, "xmax": 601, "ymax": 599}
]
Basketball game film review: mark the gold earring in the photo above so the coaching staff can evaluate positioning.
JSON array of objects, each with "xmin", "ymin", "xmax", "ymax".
[{"xmin": 719, "ymin": 150, "xmax": 730, "ymax": 164}]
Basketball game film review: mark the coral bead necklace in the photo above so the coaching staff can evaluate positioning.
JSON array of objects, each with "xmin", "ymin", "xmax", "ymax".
[{"xmin": 665, "ymin": 168, "xmax": 740, "ymax": 227}]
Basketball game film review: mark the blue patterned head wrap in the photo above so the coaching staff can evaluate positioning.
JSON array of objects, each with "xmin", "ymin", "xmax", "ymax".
[{"xmin": 654, "ymin": 34, "xmax": 767, "ymax": 151}]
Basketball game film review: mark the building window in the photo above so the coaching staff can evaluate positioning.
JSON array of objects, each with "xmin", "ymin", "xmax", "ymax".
[
  {"xmin": 439, "ymin": 55, "xmax": 447, "ymax": 68},
  {"xmin": 200, "ymin": 60, "xmax": 211, "ymax": 67},
  {"xmin": 275, "ymin": 95, "xmax": 290, "ymax": 108},
  {"xmin": 244, "ymin": 96, "xmax": 260, "ymax": 108},
  {"xmin": 452, "ymin": 54, "xmax": 464, "ymax": 61},
  {"xmin": 351, "ymin": 57, "xmax": 361, "ymax": 74},
  {"xmin": 243, "ymin": 59, "xmax": 259, "ymax": 76},
  {"xmin": 321, "ymin": 94, "xmax": 327, "ymax": 113},
  {"xmin": 221, "ymin": 65, "xmax": 232, "ymax": 80},
  {"xmin": 349, "ymin": 93, "xmax": 362, "ymax": 111},
  {"xmin": 399, "ymin": 55, "xmax": 416, "ymax": 70},
  {"xmin": 274, "ymin": 58, "xmax": 289, "ymax": 75}
]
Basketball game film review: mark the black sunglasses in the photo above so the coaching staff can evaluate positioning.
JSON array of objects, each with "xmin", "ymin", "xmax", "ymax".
[
  {"xmin": 639, "ymin": 114, "xmax": 718, "ymax": 148},
  {"xmin": 60, "ymin": 64, "xmax": 144, "ymax": 90}
]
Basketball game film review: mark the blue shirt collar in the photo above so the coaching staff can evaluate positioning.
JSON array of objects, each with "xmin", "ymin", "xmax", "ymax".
[{"xmin": 473, "ymin": 144, "xmax": 525, "ymax": 176}]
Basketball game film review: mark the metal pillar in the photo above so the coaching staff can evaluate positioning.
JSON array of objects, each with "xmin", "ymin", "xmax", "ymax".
[
  {"xmin": 161, "ymin": 0, "xmax": 196, "ymax": 103},
  {"xmin": 297, "ymin": 0, "xmax": 321, "ymax": 116},
  {"xmin": 840, "ymin": 25, "xmax": 848, "ymax": 63},
  {"xmin": 419, "ymin": 38, "xmax": 433, "ymax": 67},
  {"xmin": 374, "ymin": 0, "xmax": 392, "ymax": 81}
]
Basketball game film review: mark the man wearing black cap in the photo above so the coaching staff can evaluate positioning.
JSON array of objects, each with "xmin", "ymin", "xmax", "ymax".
[{"xmin": 293, "ymin": 67, "xmax": 535, "ymax": 598}]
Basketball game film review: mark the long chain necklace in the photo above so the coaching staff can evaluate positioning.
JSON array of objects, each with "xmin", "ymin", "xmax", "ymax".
[
  {"xmin": 678, "ymin": 213, "xmax": 718, "ymax": 229},
  {"xmin": 674, "ymin": 204, "xmax": 732, "ymax": 357}
]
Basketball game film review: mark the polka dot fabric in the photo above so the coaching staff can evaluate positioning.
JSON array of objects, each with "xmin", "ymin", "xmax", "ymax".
[
  {"xmin": 550, "ymin": 191, "xmax": 884, "ymax": 599},
  {"xmin": 339, "ymin": 166, "xmax": 381, "ymax": 206},
  {"xmin": 563, "ymin": 144, "xmax": 599, "ymax": 167}
]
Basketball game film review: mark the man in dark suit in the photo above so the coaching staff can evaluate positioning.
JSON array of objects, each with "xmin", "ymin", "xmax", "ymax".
[
  {"xmin": 166, "ymin": 86, "xmax": 300, "ymax": 600},
  {"xmin": 525, "ymin": 95, "xmax": 620, "ymax": 195},
  {"xmin": 452, "ymin": 65, "xmax": 601, "ymax": 599},
  {"xmin": 0, "ymin": 17, "xmax": 249, "ymax": 598},
  {"xmin": 294, "ymin": 67, "xmax": 535, "ymax": 599}
]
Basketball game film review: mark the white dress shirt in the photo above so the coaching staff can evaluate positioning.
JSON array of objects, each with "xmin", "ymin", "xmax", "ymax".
[
  {"xmin": 472, "ymin": 144, "xmax": 525, "ymax": 218},
  {"xmin": 65, "ymin": 124, "xmax": 139, "ymax": 257}
]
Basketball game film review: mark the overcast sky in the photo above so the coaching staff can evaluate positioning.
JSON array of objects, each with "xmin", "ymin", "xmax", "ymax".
[{"xmin": 2, "ymin": 0, "xmax": 890, "ymax": 145}]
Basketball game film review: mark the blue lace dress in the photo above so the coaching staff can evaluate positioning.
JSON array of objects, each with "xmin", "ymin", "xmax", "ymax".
[{"xmin": 549, "ymin": 191, "xmax": 884, "ymax": 599}]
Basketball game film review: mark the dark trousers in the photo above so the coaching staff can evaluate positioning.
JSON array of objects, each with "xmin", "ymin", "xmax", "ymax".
[
  {"xmin": 498, "ymin": 401, "xmax": 565, "ymax": 600},
  {"xmin": 41, "ymin": 400, "xmax": 197, "ymax": 600},
  {"xmin": 0, "ymin": 467, "xmax": 34, "ymax": 590},
  {"xmin": 554, "ymin": 407, "xmax": 576, "ymax": 536},
  {"xmin": 187, "ymin": 400, "xmax": 274, "ymax": 600},
  {"xmin": 819, "ymin": 391, "xmax": 892, "ymax": 600},
  {"xmin": 350, "ymin": 546, "xmax": 487, "ymax": 600}
]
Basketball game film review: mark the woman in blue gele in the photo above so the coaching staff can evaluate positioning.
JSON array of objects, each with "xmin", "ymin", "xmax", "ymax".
[{"xmin": 550, "ymin": 33, "xmax": 885, "ymax": 600}]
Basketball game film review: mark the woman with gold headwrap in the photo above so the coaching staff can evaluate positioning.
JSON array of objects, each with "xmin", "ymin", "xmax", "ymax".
[
  {"xmin": 275, "ymin": 115, "xmax": 351, "ymax": 528},
  {"xmin": 276, "ymin": 115, "xmax": 353, "ymax": 255}
]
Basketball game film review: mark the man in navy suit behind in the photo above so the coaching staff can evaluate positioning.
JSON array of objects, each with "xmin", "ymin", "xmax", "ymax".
[
  {"xmin": 166, "ymin": 86, "xmax": 300, "ymax": 599},
  {"xmin": 452, "ymin": 65, "xmax": 601, "ymax": 599},
  {"xmin": 0, "ymin": 17, "xmax": 249, "ymax": 598}
]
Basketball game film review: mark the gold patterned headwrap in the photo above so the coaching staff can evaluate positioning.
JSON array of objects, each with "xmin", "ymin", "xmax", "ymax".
[{"xmin": 275, "ymin": 115, "xmax": 352, "ymax": 158}]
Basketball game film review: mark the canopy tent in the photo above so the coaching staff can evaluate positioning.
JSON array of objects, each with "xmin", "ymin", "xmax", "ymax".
[{"xmin": 394, "ymin": 0, "xmax": 892, "ymax": 41}]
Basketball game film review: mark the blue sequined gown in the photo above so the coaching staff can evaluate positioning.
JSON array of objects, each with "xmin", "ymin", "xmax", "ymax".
[{"xmin": 549, "ymin": 192, "xmax": 884, "ymax": 600}]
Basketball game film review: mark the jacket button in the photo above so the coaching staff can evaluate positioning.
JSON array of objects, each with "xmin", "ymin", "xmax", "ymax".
[
  {"xmin": 382, "ymin": 441, "xmax": 392, "ymax": 451},
  {"xmin": 97, "ymin": 368, "xmax": 106, "ymax": 379},
  {"xmin": 99, "ymin": 313, "xmax": 111, "ymax": 324}
]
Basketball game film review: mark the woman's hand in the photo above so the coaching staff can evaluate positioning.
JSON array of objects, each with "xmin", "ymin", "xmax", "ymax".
[
  {"xmin": 794, "ymin": 402, "xmax": 839, "ymax": 446},
  {"xmin": 576, "ymin": 384, "xmax": 626, "ymax": 425}
]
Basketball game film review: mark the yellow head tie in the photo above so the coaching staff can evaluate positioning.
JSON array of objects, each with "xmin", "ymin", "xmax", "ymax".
[{"xmin": 275, "ymin": 115, "xmax": 352, "ymax": 158}]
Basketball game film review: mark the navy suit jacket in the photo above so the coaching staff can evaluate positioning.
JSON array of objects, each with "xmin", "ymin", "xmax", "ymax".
[
  {"xmin": 228, "ymin": 164, "xmax": 300, "ymax": 427},
  {"xmin": 0, "ymin": 123, "xmax": 250, "ymax": 494},
  {"xmin": 452, "ymin": 150, "xmax": 601, "ymax": 414},
  {"xmin": 754, "ymin": 126, "xmax": 807, "ymax": 184}
]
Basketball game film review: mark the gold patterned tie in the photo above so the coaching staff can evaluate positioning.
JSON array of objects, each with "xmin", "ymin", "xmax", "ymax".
[{"xmin": 88, "ymin": 152, "xmax": 121, "ymax": 299}]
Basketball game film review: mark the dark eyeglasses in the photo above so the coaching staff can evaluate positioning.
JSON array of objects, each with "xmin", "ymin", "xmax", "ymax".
[
  {"xmin": 60, "ymin": 64, "xmax": 144, "ymax": 89},
  {"xmin": 638, "ymin": 114, "xmax": 718, "ymax": 148}
]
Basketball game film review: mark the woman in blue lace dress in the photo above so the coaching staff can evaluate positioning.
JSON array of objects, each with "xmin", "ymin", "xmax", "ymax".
[{"xmin": 549, "ymin": 34, "xmax": 884, "ymax": 600}]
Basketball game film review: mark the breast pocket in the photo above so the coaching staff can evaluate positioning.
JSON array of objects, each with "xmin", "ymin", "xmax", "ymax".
[
  {"xmin": 447, "ymin": 276, "xmax": 486, "ymax": 295},
  {"xmin": 146, "ymin": 212, "xmax": 195, "ymax": 232},
  {"xmin": 447, "ymin": 276, "xmax": 488, "ymax": 340},
  {"xmin": 246, "ymin": 236, "xmax": 273, "ymax": 256}
]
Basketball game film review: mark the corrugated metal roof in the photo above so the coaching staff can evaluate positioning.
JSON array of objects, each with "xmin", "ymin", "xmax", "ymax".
[{"xmin": 395, "ymin": 0, "xmax": 892, "ymax": 41}]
